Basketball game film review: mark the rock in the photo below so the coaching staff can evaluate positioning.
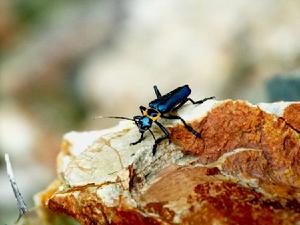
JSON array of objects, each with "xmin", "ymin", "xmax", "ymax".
[{"xmin": 36, "ymin": 100, "xmax": 300, "ymax": 225}]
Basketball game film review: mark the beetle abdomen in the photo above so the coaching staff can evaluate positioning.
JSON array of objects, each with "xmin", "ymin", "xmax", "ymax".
[{"xmin": 149, "ymin": 85, "xmax": 191, "ymax": 113}]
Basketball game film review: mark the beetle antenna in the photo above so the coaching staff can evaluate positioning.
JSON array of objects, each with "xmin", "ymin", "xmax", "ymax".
[
  {"xmin": 5, "ymin": 153, "xmax": 27, "ymax": 219},
  {"xmin": 94, "ymin": 116, "xmax": 134, "ymax": 121}
]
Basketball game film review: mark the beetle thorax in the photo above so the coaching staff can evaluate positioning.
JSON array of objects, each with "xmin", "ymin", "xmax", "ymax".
[{"xmin": 143, "ymin": 108, "xmax": 161, "ymax": 121}]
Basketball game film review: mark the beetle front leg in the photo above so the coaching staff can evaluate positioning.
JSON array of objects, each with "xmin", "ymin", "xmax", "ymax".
[
  {"xmin": 152, "ymin": 121, "xmax": 169, "ymax": 155},
  {"xmin": 130, "ymin": 132, "xmax": 145, "ymax": 145}
]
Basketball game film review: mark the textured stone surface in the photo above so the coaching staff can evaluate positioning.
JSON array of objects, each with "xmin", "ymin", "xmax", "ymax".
[{"xmin": 37, "ymin": 100, "xmax": 300, "ymax": 225}]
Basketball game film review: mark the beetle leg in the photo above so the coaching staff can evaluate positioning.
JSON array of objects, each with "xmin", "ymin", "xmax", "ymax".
[
  {"xmin": 148, "ymin": 129, "xmax": 156, "ymax": 142},
  {"xmin": 130, "ymin": 132, "xmax": 145, "ymax": 145},
  {"xmin": 161, "ymin": 114, "xmax": 201, "ymax": 138},
  {"xmin": 187, "ymin": 96, "xmax": 215, "ymax": 104},
  {"xmin": 152, "ymin": 121, "xmax": 169, "ymax": 155},
  {"xmin": 153, "ymin": 85, "xmax": 162, "ymax": 98},
  {"xmin": 172, "ymin": 96, "xmax": 215, "ymax": 112}
]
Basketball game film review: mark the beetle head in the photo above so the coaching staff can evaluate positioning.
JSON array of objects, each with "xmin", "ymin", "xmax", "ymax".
[
  {"xmin": 133, "ymin": 115, "xmax": 153, "ymax": 132},
  {"xmin": 95, "ymin": 114, "xmax": 153, "ymax": 133}
]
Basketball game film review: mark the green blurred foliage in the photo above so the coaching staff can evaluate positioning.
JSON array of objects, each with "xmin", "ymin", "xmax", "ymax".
[
  {"xmin": 15, "ymin": 0, "xmax": 52, "ymax": 26},
  {"xmin": 14, "ymin": 0, "xmax": 82, "ymax": 26}
]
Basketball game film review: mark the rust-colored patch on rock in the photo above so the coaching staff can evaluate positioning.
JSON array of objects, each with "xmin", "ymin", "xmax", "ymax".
[
  {"xmin": 181, "ymin": 181, "xmax": 300, "ymax": 225},
  {"xmin": 47, "ymin": 185, "xmax": 161, "ymax": 225},
  {"xmin": 141, "ymin": 166, "xmax": 219, "ymax": 204},
  {"xmin": 221, "ymin": 150, "xmax": 268, "ymax": 180},
  {"xmin": 221, "ymin": 149, "xmax": 300, "ymax": 202},
  {"xmin": 283, "ymin": 103, "xmax": 300, "ymax": 132},
  {"xmin": 144, "ymin": 202, "xmax": 175, "ymax": 223},
  {"xmin": 48, "ymin": 186, "xmax": 109, "ymax": 225},
  {"xmin": 110, "ymin": 208, "xmax": 162, "ymax": 225},
  {"xmin": 170, "ymin": 101, "xmax": 265, "ymax": 162},
  {"xmin": 205, "ymin": 167, "xmax": 220, "ymax": 176},
  {"xmin": 169, "ymin": 101, "xmax": 300, "ymax": 188},
  {"xmin": 141, "ymin": 165, "xmax": 300, "ymax": 224}
]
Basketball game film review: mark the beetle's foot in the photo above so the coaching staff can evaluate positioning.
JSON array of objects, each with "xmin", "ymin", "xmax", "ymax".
[
  {"xmin": 191, "ymin": 130, "xmax": 201, "ymax": 138},
  {"xmin": 152, "ymin": 145, "xmax": 157, "ymax": 156},
  {"xmin": 130, "ymin": 141, "xmax": 139, "ymax": 146},
  {"xmin": 195, "ymin": 132, "xmax": 202, "ymax": 138},
  {"xmin": 194, "ymin": 96, "xmax": 216, "ymax": 105},
  {"xmin": 186, "ymin": 126, "xmax": 202, "ymax": 138}
]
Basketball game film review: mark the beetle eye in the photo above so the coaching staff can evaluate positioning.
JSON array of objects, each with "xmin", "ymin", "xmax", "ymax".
[{"xmin": 133, "ymin": 116, "xmax": 141, "ymax": 123}]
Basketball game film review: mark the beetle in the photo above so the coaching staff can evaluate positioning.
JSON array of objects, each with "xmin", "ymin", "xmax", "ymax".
[{"xmin": 99, "ymin": 85, "xmax": 215, "ymax": 155}]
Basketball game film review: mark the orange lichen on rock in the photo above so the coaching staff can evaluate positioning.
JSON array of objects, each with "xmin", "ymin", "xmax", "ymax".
[
  {"xmin": 170, "ymin": 101, "xmax": 300, "ymax": 188},
  {"xmin": 283, "ymin": 103, "xmax": 300, "ymax": 132},
  {"xmin": 48, "ymin": 184, "xmax": 163, "ymax": 225},
  {"xmin": 37, "ymin": 100, "xmax": 300, "ymax": 225},
  {"xmin": 139, "ymin": 166, "xmax": 300, "ymax": 225},
  {"xmin": 183, "ymin": 181, "xmax": 300, "ymax": 225}
]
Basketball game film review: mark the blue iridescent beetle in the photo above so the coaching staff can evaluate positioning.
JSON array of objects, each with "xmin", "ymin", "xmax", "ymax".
[{"xmin": 101, "ymin": 85, "xmax": 215, "ymax": 155}]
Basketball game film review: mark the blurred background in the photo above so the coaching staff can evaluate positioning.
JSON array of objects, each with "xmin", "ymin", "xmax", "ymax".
[{"xmin": 1, "ymin": 0, "xmax": 300, "ymax": 224}]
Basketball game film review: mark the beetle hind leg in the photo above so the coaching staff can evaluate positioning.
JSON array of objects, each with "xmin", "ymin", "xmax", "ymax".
[
  {"xmin": 161, "ymin": 114, "xmax": 202, "ymax": 138},
  {"xmin": 171, "ymin": 98, "xmax": 188, "ymax": 111},
  {"xmin": 172, "ymin": 96, "xmax": 215, "ymax": 112},
  {"xmin": 188, "ymin": 96, "xmax": 215, "ymax": 104}
]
